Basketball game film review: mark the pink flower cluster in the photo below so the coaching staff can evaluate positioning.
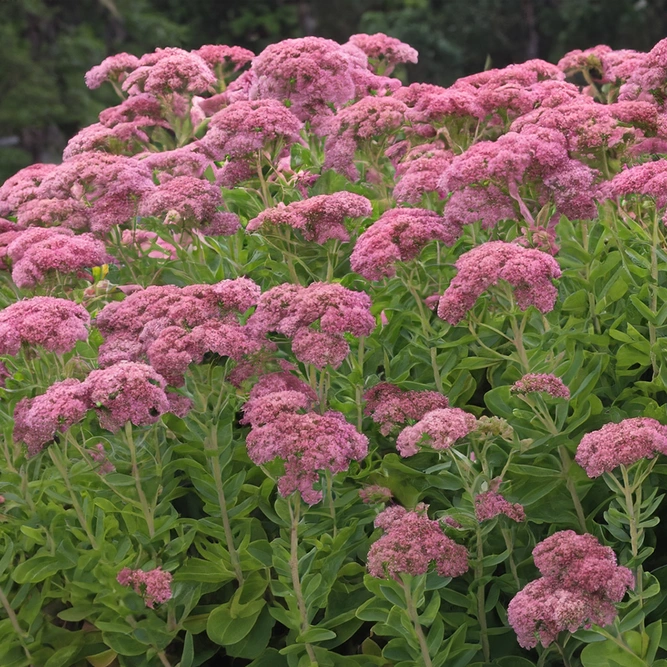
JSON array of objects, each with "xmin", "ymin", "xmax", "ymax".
[
  {"xmin": 13, "ymin": 361, "xmax": 189, "ymax": 456},
  {"xmin": 351, "ymin": 208, "xmax": 459, "ymax": 281},
  {"xmin": 436, "ymin": 241, "xmax": 562, "ymax": 325},
  {"xmin": 575, "ymin": 417, "xmax": 667, "ymax": 478},
  {"xmin": 474, "ymin": 490, "xmax": 525, "ymax": 522},
  {"xmin": 88, "ymin": 443, "xmax": 115, "ymax": 475},
  {"xmin": 508, "ymin": 531, "xmax": 634, "ymax": 648},
  {"xmin": 248, "ymin": 282, "xmax": 375, "ymax": 369},
  {"xmin": 247, "ymin": 191, "xmax": 372, "ymax": 244},
  {"xmin": 96, "ymin": 278, "xmax": 262, "ymax": 385},
  {"xmin": 0, "ymin": 163, "xmax": 58, "ymax": 217},
  {"xmin": 396, "ymin": 407, "xmax": 478, "ymax": 457},
  {"xmin": 618, "ymin": 38, "xmax": 667, "ymax": 105},
  {"xmin": 393, "ymin": 144, "xmax": 453, "ymax": 204},
  {"xmin": 358, "ymin": 485, "xmax": 393, "ymax": 504},
  {"xmin": 511, "ymin": 373, "xmax": 570, "ymax": 399},
  {"xmin": 363, "ymin": 382, "xmax": 449, "ymax": 435},
  {"xmin": 0, "ymin": 297, "xmax": 90, "ymax": 355},
  {"xmin": 243, "ymin": 372, "xmax": 368, "ymax": 504},
  {"xmin": 117, "ymin": 567, "xmax": 173, "ymax": 608},
  {"xmin": 347, "ymin": 33, "xmax": 418, "ymax": 76},
  {"xmin": 600, "ymin": 160, "xmax": 667, "ymax": 218},
  {"xmin": 367, "ymin": 504, "xmax": 468, "ymax": 579}
]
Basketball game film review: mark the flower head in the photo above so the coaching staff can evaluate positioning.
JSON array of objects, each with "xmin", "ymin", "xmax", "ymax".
[
  {"xmin": 475, "ymin": 490, "xmax": 525, "ymax": 522},
  {"xmin": 117, "ymin": 567, "xmax": 172, "ymax": 608},
  {"xmin": 347, "ymin": 33, "xmax": 418, "ymax": 75},
  {"xmin": 511, "ymin": 373, "xmax": 570, "ymax": 399},
  {"xmin": 0, "ymin": 163, "xmax": 58, "ymax": 217},
  {"xmin": 359, "ymin": 485, "xmax": 393, "ymax": 504},
  {"xmin": 85, "ymin": 53, "xmax": 140, "ymax": 89},
  {"xmin": 396, "ymin": 407, "xmax": 478, "ymax": 457}
]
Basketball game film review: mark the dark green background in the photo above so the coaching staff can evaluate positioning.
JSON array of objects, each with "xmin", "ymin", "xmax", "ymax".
[{"xmin": 2, "ymin": 0, "xmax": 667, "ymax": 181}]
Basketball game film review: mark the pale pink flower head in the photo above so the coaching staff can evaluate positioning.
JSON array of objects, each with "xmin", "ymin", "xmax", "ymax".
[
  {"xmin": 363, "ymin": 382, "xmax": 449, "ymax": 435},
  {"xmin": 85, "ymin": 52, "xmax": 140, "ymax": 89},
  {"xmin": 618, "ymin": 39, "xmax": 667, "ymax": 105},
  {"xmin": 247, "ymin": 191, "xmax": 371, "ymax": 244},
  {"xmin": 0, "ymin": 297, "xmax": 90, "ymax": 355},
  {"xmin": 194, "ymin": 44, "xmax": 254, "ymax": 70},
  {"xmin": 351, "ymin": 208, "xmax": 459, "ymax": 281},
  {"xmin": 347, "ymin": 33, "xmax": 418, "ymax": 76},
  {"xmin": 121, "ymin": 229, "xmax": 177, "ymax": 260},
  {"xmin": 436, "ymin": 241, "xmax": 562, "ymax": 325},
  {"xmin": 558, "ymin": 45, "xmax": 613, "ymax": 80},
  {"xmin": 117, "ymin": 567, "xmax": 172, "ymax": 608},
  {"xmin": 396, "ymin": 407, "xmax": 478, "ymax": 457},
  {"xmin": 393, "ymin": 145, "xmax": 453, "ymax": 204},
  {"xmin": 13, "ymin": 379, "xmax": 89, "ymax": 457},
  {"xmin": 247, "ymin": 369, "xmax": 317, "ymax": 404},
  {"xmin": 61, "ymin": 122, "xmax": 150, "ymax": 161},
  {"xmin": 359, "ymin": 485, "xmax": 393, "ymax": 504},
  {"xmin": 138, "ymin": 176, "xmax": 240, "ymax": 236},
  {"xmin": 601, "ymin": 159, "xmax": 667, "ymax": 213},
  {"xmin": 202, "ymin": 99, "xmax": 303, "ymax": 160},
  {"xmin": 246, "ymin": 409, "xmax": 368, "ymax": 505},
  {"xmin": 0, "ymin": 163, "xmax": 58, "ymax": 217},
  {"xmin": 474, "ymin": 490, "xmax": 525, "ymax": 522},
  {"xmin": 140, "ymin": 145, "xmax": 213, "ymax": 183},
  {"xmin": 99, "ymin": 93, "xmax": 165, "ymax": 129},
  {"xmin": 511, "ymin": 373, "xmax": 570, "ymax": 399},
  {"xmin": 575, "ymin": 417, "xmax": 667, "ymax": 478},
  {"xmin": 16, "ymin": 198, "xmax": 90, "ymax": 231},
  {"xmin": 367, "ymin": 505, "xmax": 468, "ymax": 579},
  {"xmin": 121, "ymin": 52, "xmax": 215, "ymax": 95},
  {"xmin": 241, "ymin": 389, "xmax": 313, "ymax": 428}
]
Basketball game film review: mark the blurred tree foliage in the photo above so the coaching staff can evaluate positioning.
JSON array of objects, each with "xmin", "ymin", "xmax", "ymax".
[{"xmin": 2, "ymin": 0, "xmax": 667, "ymax": 180}]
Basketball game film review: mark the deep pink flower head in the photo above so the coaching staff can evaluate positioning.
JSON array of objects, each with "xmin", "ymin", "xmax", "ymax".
[
  {"xmin": 16, "ymin": 198, "xmax": 90, "ymax": 231},
  {"xmin": 0, "ymin": 163, "xmax": 58, "ymax": 216},
  {"xmin": 558, "ymin": 45, "xmax": 613, "ymax": 79},
  {"xmin": 436, "ymin": 241, "xmax": 562, "ymax": 325},
  {"xmin": 396, "ymin": 407, "xmax": 478, "ymax": 457},
  {"xmin": 0, "ymin": 297, "xmax": 89, "ymax": 355},
  {"xmin": 241, "ymin": 389, "xmax": 313, "ymax": 428},
  {"xmin": 443, "ymin": 185, "xmax": 517, "ymax": 233},
  {"xmin": 367, "ymin": 505, "xmax": 468, "ymax": 579},
  {"xmin": 99, "ymin": 93, "xmax": 165, "ymax": 129},
  {"xmin": 83, "ymin": 361, "xmax": 179, "ymax": 431},
  {"xmin": 359, "ymin": 485, "xmax": 393, "ymax": 504},
  {"xmin": 601, "ymin": 159, "xmax": 667, "ymax": 215},
  {"xmin": 618, "ymin": 39, "xmax": 667, "ymax": 105},
  {"xmin": 393, "ymin": 145, "xmax": 453, "ymax": 204},
  {"xmin": 139, "ymin": 176, "xmax": 240, "ymax": 236},
  {"xmin": 247, "ymin": 192, "xmax": 371, "ymax": 244},
  {"xmin": 202, "ymin": 99, "xmax": 303, "ymax": 160},
  {"xmin": 351, "ymin": 208, "xmax": 459, "ymax": 281},
  {"xmin": 347, "ymin": 33, "xmax": 418, "ymax": 75},
  {"xmin": 246, "ymin": 410, "xmax": 368, "ymax": 505},
  {"xmin": 13, "ymin": 379, "xmax": 89, "ymax": 457},
  {"xmin": 6, "ymin": 229, "xmax": 109, "ymax": 289},
  {"xmin": 117, "ymin": 567, "xmax": 172, "ymax": 608},
  {"xmin": 575, "ymin": 417, "xmax": 667, "ymax": 478},
  {"xmin": 85, "ymin": 52, "xmax": 140, "ymax": 89},
  {"xmin": 511, "ymin": 373, "xmax": 570, "ymax": 399},
  {"xmin": 475, "ymin": 490, "xmax": 525, "ymax": 522},
  {"xmin": 363, "ymin": 382, "xmax": 449, "ymax": 435}
]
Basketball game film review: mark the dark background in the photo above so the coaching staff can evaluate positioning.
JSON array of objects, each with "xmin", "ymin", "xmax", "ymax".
[{"xmin": 2, "ymin": 0, "xmax": 667, "ymax": 181}]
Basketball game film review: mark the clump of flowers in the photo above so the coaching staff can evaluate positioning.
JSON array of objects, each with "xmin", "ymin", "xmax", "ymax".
[
  {"xmin": 511, "ymin": 373, "xmax": 570, "ymax": 399},
  {"xmin": 88, "ymin": 443, "xmax": 116, "ymax": 475},
  {"xmin": 117, "ymin": 567, "xmax": 173, "ymax": 608},
  {"xmin": 575, "ymin": 417, "xmax": 667, "ymax": 478},
  {"xmin": 363, "ymin": 382, "xmax": 449, "ymax": 435},
  {"xmin": 15, "ymin": 198, "xmax": 90, "ymax": 231},
  {"xmin": 85, "ymin": 53, "xmax": 140, "ymax": 90},
  {"xmin": 396, "ymin": 407, "xmax": 478, "ymax": 457},
  {"xmin": 475, "ymin": 489, "xmax": 525, "ymax": 522},
  {"xmin": 0, "ymin": 297, "xmax": 90, "ymax": 355},
  {"xmin": 436, "ymin": 241, "xmax": 562, "ymax": 325},
  {"xmin": 351, "ymin": 208, "xmax": 459, "ymax": 280},
  {"xmin": 508, "ymin": 531, "xmax": 634, "ymax": 648},
  {"xmin": 367, "ymin": 504, "xmax": 468, "ymax": 579},
  {"xmin": 393, "ymin": 144, "xmax": 453, "ymax": 204},
  {"xmin": 346, "ymin": 33, "xmax": 418, "ymax": 76},
  {"xmin": 0, "ymin": 163, "xmax": 58, "ymax": 217},
  {"xmin": 247, "ymin": 191, "xmax": 372, "ymax": 244},
  {"xmin": 359, "ymin": 485, "xmax": 393, "ymax": 504}
]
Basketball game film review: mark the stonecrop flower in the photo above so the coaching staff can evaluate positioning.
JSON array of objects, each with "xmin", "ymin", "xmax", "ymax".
[
  {"xmin": 0, "ymin": 297, "xmax": 90, "ymax": 355},
  {"xmin": 618, "ymin": 37, "xmax": 667, "ymax": 105},
  {"xmin": 138, "ymin": 176, "xmax": 240, "ymax": 236},
  {"xmin": 0, "ymin": 163, "xmax": 58, "ymax": 217},
  {"xmin": 474, "ymin": 490, "xmax": 525, "ymax": 522},
  {"xmin": 347, "ymin": 33, "xmax": 418, "ymax": 75},
  {"xmin": 367, "ymin": 504, "xmax": 468, "ymax": 579},
  {"xmin": 359, "ymin": 485, "xmax": 393, "ymax": 504},
  {"xmin": 436, "ymin": 241, "xmax": 562, "ymax": 325},
  {"xmin": 245, "ymin": 409, "xmax": 368, "ymax": 505},
  {"xmin": 396, "ymin": 407, "xmax": 478, "ymax": 457},
  {"xmin": 247, "ymin": 192, "xmax": 372, "ymax": 244},
  {"xmin": 88, "ymin": 443, "xmax": 115, "ymax": 475},
  {"xmin": 363, "ymin": 382, "xmax": 449, "ymax": 435},
  {"xmin": 508, "ymin": 531, "xmax": 634, "ymax": 648},
  {"xmin": 575, "ymin": 417, "xmax": 667, "ymax": 478},
  {"xmin": 600, "ymin": 159, "xmax": 667, "ymax": 220},
  {"xmin": 393, "ymin": 145, "xmax": 453, "ymax": 204},
  {"xmin": 85, "ymin": 52, "xmax": 140, "ymax": 89},
  {"xmin": 117, "ymin": 567, "xmax": 173, "ymax": 608},
  {"xmin": 511, "ymin": 373, "xmax": 570, "ymax": 399},
  {"xmin": 351, "ymin": 208, "xmax": 458, "ymax": 281}
]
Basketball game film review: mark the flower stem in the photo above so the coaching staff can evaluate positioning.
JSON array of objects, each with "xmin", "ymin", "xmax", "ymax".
[
  {"xmin": 124, "ymin": 422, "xmax": 155, "ymax": 539},
  {"xmin": 620, "ymin": 466, "xmax": 644, "ymax": 632},
  {"xmin": 403, "ymin": 583, "xmax": 433, "ymax": 667},
  {"xmin": 325, "ymin": 470, "xmax": 337, "ymax": 538},
  {"xmin": 475, "ymin": 524, "xmax": 490, "ymax": 662},
  {"xmin": 558, "ymin": 446, "xmax": 588, "ymax": 533}
]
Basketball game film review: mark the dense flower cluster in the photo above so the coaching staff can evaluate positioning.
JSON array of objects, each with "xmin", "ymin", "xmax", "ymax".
[
  {"xmin": 347, "ymin": 33, "xmax": 418, "ymax": 75},
  {"xmin": 117, "ymin": 567, "xmax": 173, "ymax": 608},
  {"xmin": 475, "ymin": 490, "xmax": 526, "ymax": 522},
  {"xmin": 575, "ymin": 417, "xmax": 667, "ymax": 478},
  {"xmin": 358, "ymin": 485, "xmax": 393, "ymax": 504},
  {"xmin": 508, "ymin": 531, "xmax": 634, "ymax": 648},
  {"xmin": 511, "ymin": 373, "xmax": 570, "ymax": 399},
  {"xmin": 396, "ymin": 407, "xmax": 477, "ymax": 457},
  {"xmin": 367, "ymin": 504, "xmax": 468, "ymax": 579}
]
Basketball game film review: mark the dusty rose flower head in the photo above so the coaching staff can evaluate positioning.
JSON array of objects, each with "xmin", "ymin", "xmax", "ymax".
[
  {"xmin": 241, "ymin": 389, "xmax": 313, "ymax": 428},
  {"xmin": 16, "ymin": 198, "xmax": 90, "ymax": 231},
  {"xmin": 363, "ymin": 382, "xmax": 449, "ymax": 435},
  {"xmin": 0, "ymin": 163, "xmax": 58, "ymax": 216},
  {"xmin": 140, "ymin": 145, "xmax": 213, "ymax": 183},
  {"xmin": 194, "ymin": 44, "xmax": 254, "ymax": 70},
  {"xmin": 359, "ymin": 485, "xmax": 393, "ymax": 504},
  {"xmin": 0, "ymin": 297, "xmax": 90, "ymax": 355},
  {"xmin": 396, "ymin": 407, "xmax": 478, "ymax": 457},
  {"xmin": 393, "ymin": 146, "xmax": 453, "ymax": 203},
  {"xmin": 0, "ymin": 361, "xmax": 9, "ymax": 388},
  {"xmin": 121, "ymin": 229, "xmax": 177, "ymax": 260},
  {"xmin": 347, "ymin": 33, "xmax": 418, "ymax": 75},
  {"xmin": 247, "ymin": 192, "xmax": 372, "ymax": 244},
  {"xmin": 618, "ymin": 39, "xmax": 667, "ymax": 105},
  {"xmin": 436, "ymin": 241, "xmax": 562, "ymax": 325},
  {"xmin": 85, "ymin": 52, "xmax": 140, "ymax": 89},
  {"xmin": 139, "ymin": 176, "xmax": 240, "ymax": 236},
  {"xmin": 558, "ymin": 45, "xmax": 613, "ymax": 80},
  {"xmin": 99, "ymin": 93, "xmax": 165, "ymax": 129},
  {"xmin": 247, "ymin": 369, "xmax": 317, "ymax": 403},
  {"xmin": 117, "ymin": 567, "xmax": 172, "ymax": 608},
  {"xmin": 600, "ymin": 160, "xmax": 667, "ymax": 217},
  {"xmin": 475, "ymin": 490, "xmax": 525, "ymax": 522},
  {"xmin": 61, "ymin": 122, "xmax": 150, "ymax": 160},
  {"xmin": 88, "ymin": 443, "xmax": 115, "ymax": 475},
  {"xmin": 511, "ymin": 373, "xmax": 570, "ymax": 399},
  {"xmin": 443, "ymin": 185, "xmax": 517, "ymax": 233},
  {"xmin": 202, "ymin": 99, "xmax": 303, "ymax": 160},
  {"xmin": 367, "ymin": 505, "xmax": 468, "ymax": 579},
  {"xmin": 351, "ymin": 208, "xmax": 459, "ymax": 281},
  {"xmin": 13, "ymin": 379, "xmax": 89, "ymax": 457},
  {"xmin": 575, "ymin": 417, "xmax": 667, "ymax": 478},
  {"xmin": 246, "ymin": 409, "xmax": 368, "ymax": 505}
]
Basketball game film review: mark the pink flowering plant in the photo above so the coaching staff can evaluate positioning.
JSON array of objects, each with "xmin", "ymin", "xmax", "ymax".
[{"xmin": 3, "ymin": 32, "xmax": 667, "ymax": 667}]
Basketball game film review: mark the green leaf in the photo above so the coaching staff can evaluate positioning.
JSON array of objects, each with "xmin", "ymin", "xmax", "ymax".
[
  {"xmin": 180, "ymin": 632, "xmax": 194, "ymax": 667},
  {"xmin": 580, "ymin": 638, "xmax": 646, "ymax": 667},
  {"xmin": 43, "ymin": 645, "xmax": 81, "ymax": 667},
  {"xmin": 12, "ymin": 554, "xmax": 73, "ymax": 584},
  {"xmin": 102, "ymin": 633, "xmax": 146, "ymax": 657},
  {"xmin": 206, "ymin": 599, "xmax": 265, "ymax": 646},
  {"xmin": 298, "ymin": 627, "xmax": 337, "ymax": 643}
]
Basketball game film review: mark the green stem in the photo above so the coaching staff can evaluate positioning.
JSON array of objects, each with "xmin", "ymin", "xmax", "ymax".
[
  {"xmin": 403, "ymin": 583, "xmax": 433, "ymax": 667},
  {"xmin": 124, "ymin": 422, "xmax": 155, "ymax": 539},
  {"xmin": 0, "ymin": 586, "xmax": 32, "ymax": 661},
  {"xmin": 558, "ymin": 446, "xmax": 588, "ymax": 534},
  {"xmin": 325, "ymin": 470, "xmax": 337, "ymax": 538},
  {"xmin": 649, "ymin": 210, "xmax": 659, "ymax": 380},
  {"xmin": 501, "ymin": 528, "xmax": 520, "ymax": 589},
  {"xmin": 620, "ymin": 466, "xmax": 644, "ymax": 632},
  {"xmin": 430, "ymin": 347, "xmax": 444, "ymax": 394},
  {"xmin": 475, "ymin": 524, "xmax": 490, "ymax": 662}
]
